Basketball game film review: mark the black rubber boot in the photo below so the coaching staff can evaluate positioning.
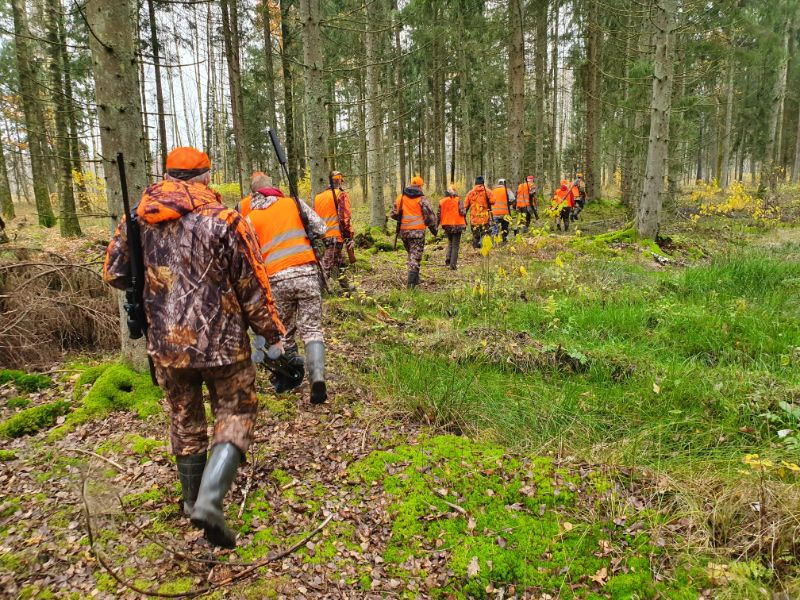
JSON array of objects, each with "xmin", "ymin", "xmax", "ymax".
[
  {"xmin": 176, "ymin": 453, "xmax": 206, "ymax": 517},
  {"xmin": 407, "ymin": 270, "xmax": 416, "ymax": 289},
  {"xmin": 306, "ymin": 341, "xmax": 327, "ymax": 404},
  {"xmin": 190, "ymin": 443, "xmax": 241, "ymax": 548}
]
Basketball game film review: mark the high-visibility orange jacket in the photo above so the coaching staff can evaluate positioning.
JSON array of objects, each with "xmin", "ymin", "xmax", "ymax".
[
  {"xmin": 237, "ymin": 194, "xmax": 252, "ymax": 217},
  {"xmin": 313, "ymin": 188, "xmax": 351, "ymax": 242},
  {"xmin": 248, "ymin": 195, "xmax": 316, "ymax": 276},
  {"xmin": 438, "ymin": 195, "xmax": 466, "ymax": 227},
  {"xmin": 516, "ymin": 183, "xmax": 537, "ymax": 208},
  {"xmin": 571, "ymin": 185, "xmax": 580, "ymax": 201},
  {"xmin": 551, "ymin": 186, "xmax": 575, "ymax": 209},
  {"xmin": 394, "ymin": 193, "xmax": 426, "ymax": 231},
  {"xmin": 490, "ymin": 187, "xmax": 511, "ymax": 216},
  {"xmin": 464, "ymin": 185, "xmax": 492, "ymax": 226}
]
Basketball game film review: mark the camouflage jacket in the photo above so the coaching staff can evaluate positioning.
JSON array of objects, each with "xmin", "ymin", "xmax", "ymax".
[{"xmin": 103, "ymin": 179, "xmax": 285, "ymax": 369}]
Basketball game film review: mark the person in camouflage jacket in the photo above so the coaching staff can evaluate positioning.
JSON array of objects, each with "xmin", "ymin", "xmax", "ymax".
[{"xmin": 103, "ymin": 146, "xmax": 285, "ymax": 549}]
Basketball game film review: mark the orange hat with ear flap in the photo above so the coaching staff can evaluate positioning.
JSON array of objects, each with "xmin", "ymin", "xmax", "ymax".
[
  {"xmin": 410, "ymin": 175, "xmax": 424, "ymax": 187},
  {"xmin": 166, "ymin": 147, "xmax": 211, "ymax": 180}
]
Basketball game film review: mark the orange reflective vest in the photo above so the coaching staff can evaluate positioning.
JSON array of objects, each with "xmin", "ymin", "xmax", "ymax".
[
  {"xmin": 238, "ymin": 194, "xmax": 252, "ymax": 217},
  {"xmin": 516, "ymin": 183, "xmax": 536, "ymax": 208},
  {"xmin": 313, "ymin": 189, "xmax": 342, "ymax": 241},
  {"xmin": 395, "ymin": 194, "xmax": 425, "ymax": 231},
  {"xmin": 571, "ymin": 185, "xmax": 580, "ymax": 201},
  {"xmin": 439, "ymin": 196, "xmax": 465, "ymax": 227},
  {"xmin": 553, "ymin": 187, "xmax": 575, "ymax": 209},
  {"xmin": 491, "ymin": 187, "xmax": 510, "ymax": 216},
  {"xmin": 248, "ymin": 196, "xmax": 316, "ymax": 276}
]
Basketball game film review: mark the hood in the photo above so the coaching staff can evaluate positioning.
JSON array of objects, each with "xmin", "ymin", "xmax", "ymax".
[
  {"xmin": 137, "ymin": 180, "xmax": 221, "ymax": 224},
  {"xmin": 402, "ymin": 186, "xmax": 425, "ymax": 198}
]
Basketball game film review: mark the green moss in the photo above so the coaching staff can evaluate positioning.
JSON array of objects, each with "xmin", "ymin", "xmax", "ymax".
[
  {"xmin": 94, "ymin": 573, "xmax": 117, "ymax": 593},
  {"xmin": 0, "ymin": 449, "xmax": 17, "ymax": 461},
  {"xmin": 271, "ymin": 468, "xmax": 292, "ymax": 487},
  {"xmin": 349, "ymin": 435, "xmax": 698, "ymax": 597},
  {"xmin": 0, "ymin": 550, "xmax": 24, "ymax": 572},
  {"xmin": 127, "ymin": 434, "xmax": 165, "ymax": 455},
  {"xmin": 72, "ymin": 363, "xmax": 112, "ymax": 401},
  {"xmin": 50, "ymin": 363, "xmax": 162, "ymax": 439},
  {"xmin": 158, "ymin": 576, "xmax": 194, "ymax": 594},
  {"xmin": 6, "ymin": 396, "xmax": 30, "ymax": 409},
  {"xmin": 123, "ymin": 485, "xmax": 165, "ymax": 508},
  {"xmin": 0, "ymin": 370, "xmax": 51, "ymax": 392},
  {"xmin": 0, "ymin": 400, "xmax": 70, "ymax": 438}
]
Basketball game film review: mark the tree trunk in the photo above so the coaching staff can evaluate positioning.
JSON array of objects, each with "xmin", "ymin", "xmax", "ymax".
[
  {"xmin": 584, "ymin": 0, "xmax": 601, "ymax": 201},
  {"xmin": 366, "ymin": 0, "xmax": 385, "ymax": 227},
  {"xmin": 534, "ymin": 0, "xmax": 547, "ymax": 186},
  {"xmin": 394, "ymin": 2, "xmax": 406, "ymax": 188},
  {"xmin": 10, "ymin": 0, "xmax": 55, "ymax": 227},
  {"xmin": 763, "ymin": 14, "xmax": 791, "ymax": 195},
  {"xmin": 719, "ymin": 56, "xmax": 735, "ymax": 189},
  {"xmin": 432, "ymin": 32, "xmax": 445, "ymax": 193},
  {"xmin": 550, "ymin": 0, "xmax": 559, "ymax": 187},
  {"xmin": 146, "ymin": 0, "xmax": 168, "ymax": 174},
  {"xmin": 508, "ymin": 0, "xmax": 525, "ymax": 188},
  {"xmin": 220, "ymin": 0, "xmax": 247, "ymax": 192},
  {"xmin": 636, "ymin": 0, "xmax": 676, "ymax": 239},
  {"xmin": 0, "ymin": 140, "xmax": 14, "ymax": 219},
  {"xmin": 262, "ymin": 0, "xmax": 279, "ymax": 172},
  {"xmin": 792, "ymin": 103, "xmax": 800, "ymax": 184},
  {"xmin": 85, "ymin": 0, "xmax": 149, "ymax": 369},
  {"xmin": 280, "ymin": 0, "xmax": 298, "ymax": 190},
  {"xmin": 300, "ymin": 0, "xmax": 329, "ymax": 197},
  {"xmin": 45, "ymin": 0, "xmax": 81, "ymax": 236}
]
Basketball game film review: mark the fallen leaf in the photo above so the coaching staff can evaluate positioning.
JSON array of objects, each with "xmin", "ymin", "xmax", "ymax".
[
  {"xmin": 591, "ymin": 567, "xmax": 608, "ymax": 585},
  {"xmin": 467, "ymin": 556, "xmax": 480, "ymax": 578}
]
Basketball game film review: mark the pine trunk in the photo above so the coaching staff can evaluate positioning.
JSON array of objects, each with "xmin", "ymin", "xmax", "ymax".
[
  {"xmin": 280, "ymin": 0, "xmax": 298, "ymax": 189},
  {"xmin": 366, "ymin": 0, "xmax": 385, "ymax": 227},
  {"xmin": 793, "ymin": 103, "xmax": 800, "ymax": 184},
  {"xmin": 45, "ymin": 0, "xmax": 81, "ymax": 236},
  {"xmin": 550, "ymin": 0, "xmax": 559, "ymax": 187},
  {"xmin": 635, "ymin": 0, "xmax": 676, "ymax": 239},
  {"xmin": 534, "ymin": 0, "xmax": 547, "ymax": 185},
  {"xmin": 508, "ymin": 0, "xmax": 525, "ymax": 188},
  {"xmin": 10, "ymin": 0, "xmax": 55, "ymax": 227},
  {"xmin": 300, "ymin": 0, "xmax": 329, "ymax": 197},
  {"xmin": 762, "ymin": 15, "xmax": 791, "ymax": 195},
  {"xmin": 584, "ymin": 0, "xmax": 601, "ymax": 201},
  {"xmin": 394, "ymin": 3, "xmax": 406, "ymax": 188},
  {"xmin": 262, "ymin": 0, "xmax": 279, "ymax": 172},
  {"xmin": 147, "ymin": 0, "xmax": 168, "ymax": 173},
  {"xmin": 719, "ymin": 57, "xmax": 735, "ymax": 188},
  {"xmin": 85, "ymin": 0, "xmax": 149, "ymax": 369},
  {"xmin": 221, "ymin": 0, "xmax": 248, "ymax": 192}
]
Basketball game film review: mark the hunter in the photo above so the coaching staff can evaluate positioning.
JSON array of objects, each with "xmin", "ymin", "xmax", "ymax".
[
  {"xmin": 312, "ymin": 170, "xmax": 355, "ymax": 293},
  {"xmin": 464, "ymin": 176, "xmax": 492, "ymax": 249},
  {"xmin": 490, "ymin": 178, "xmax": 515, "ymax": 243},
  {"xmin": 516, "ymin": 175, "xmax": 538, "ymax": 231},
  {"xmin": 437, "ymin": 186, "xmax": 466, "ymax": 270},
  {"xmin": 246, "ymin": 179, "xmax": 329, "ymax": 405},
  {"xmin": 235, "ymin": 171, "xmax": 273, "ymax": 217},
  {"xmin": 390, "ymin": 175, "xmax": 437, "ymax": 288},
  {"xmin": 550, "ymin": 179, "xmax": 576, "ymax": 232},
  {"xmin": 103, "ymin": 146, "xmax": 285, "ymax": 549},
  {"xmin": 572, "ymin": 172, "xmax": 587, "ymax": 221}
]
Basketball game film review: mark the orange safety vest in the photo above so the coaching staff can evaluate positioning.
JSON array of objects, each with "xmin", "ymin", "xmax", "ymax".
[
  {"xmin": 439, "ymin": 196, "xmax": 465, "ymax": 227},
  {"xmin": 554, "ymin": 187, "xmax": 575, "ymax": 209},
  {"xmin": 516, "ymin": 183, "xmax": 535, "ymax": 208},
  {"xmin": 491, "ymin": 187, "xmax": 510, "ymax": 216},
  {"xmin": 313, "ymin": 189, "xmax": 342, "ymax": 241},
  {"xmin": 395, "ymin": 194, "xmax": 425, "ymax": 231},
  {"xmin": 247, "ymin": 196, "xmax": 316, "ymax": 276},
  {"xmin": 237, "ymin": 194, "xmax": 252, "ymax": 217},
  {"xmin": 571, "ymin": 185, "xmax": 580, "ymax": 201}
]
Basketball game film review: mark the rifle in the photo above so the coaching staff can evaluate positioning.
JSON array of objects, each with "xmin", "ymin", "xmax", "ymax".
[
  {"xmin": 329, "ymin": 174, "xmax": 356, "ymax": 264},
  {"xmin": 117, "ymin": 152, "xmax": 157, "ymax": 385},
  {"xmin": 267, "ymin": 128, "xmax": 329, "ymax": 293}
]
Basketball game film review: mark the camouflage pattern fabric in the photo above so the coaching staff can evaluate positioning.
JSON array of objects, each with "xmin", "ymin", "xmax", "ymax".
[
  {"xmin": 441, "ymin": 224, "xmax": 466, "ymax": 234},
  {"xmin": 155, "ymin": 359, "xmax": 258, "ymax": 456},
  {"xmin": 270, "ymin": 272, "xmax": 324, "ymax": 354},
  {"xmin": 400, "ymin": 231, "xmax": 426, "ymax": 271},
  {"xmin": 322, "ymin": 239, "xmax": 345, "ymax": 281},
  {"xmin": 472, "ymin": 224, "xmax": 488, "ymax": 248},
  {"xmin": 104, "ymin": 180, "xmax": 284, "ymax": 369}
]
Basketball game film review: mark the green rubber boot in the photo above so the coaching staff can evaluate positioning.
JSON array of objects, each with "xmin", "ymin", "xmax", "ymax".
[
  {"xmin": 190, "ymin": 443, "xmax": 241, "ymax": 548},
  {"xmin": 176, "ymin": 453, "xmax": 206, "ymax": 517}
]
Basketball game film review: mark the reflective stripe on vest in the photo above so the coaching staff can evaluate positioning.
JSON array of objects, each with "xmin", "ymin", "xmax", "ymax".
[
  {"xmin": 491, "ymin": 188, "xmax": 509, "ymax": 215},
  {"xmin": 398, "ymin": 195, "xmax": 425, "ymax": 231},
  {"xmin": 516, "ymin": 184, "xmax": 532, "ymax": 208},
  {"xmin": 439, "ymin": 197, "xmax": 465, "ymax": 226},
  {"xmin": 313, "ymin": 189, "xmax": 343, "ymax": 241},
  {"xmin": 248, "ymin": 196, "xmax": 316, "ymax": 276}
]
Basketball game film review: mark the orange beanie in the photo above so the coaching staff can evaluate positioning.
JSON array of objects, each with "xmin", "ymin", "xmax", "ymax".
[{"xmin": 165, "ymin": 147, "xmax": 211, "ymax": 179}]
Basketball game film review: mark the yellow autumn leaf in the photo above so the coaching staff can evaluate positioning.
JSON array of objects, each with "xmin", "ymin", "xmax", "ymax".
[
  {"xmin": 554, "ymin": 255, "xmax": 564, "ymax": 269},
  {"xmin": 653, "ymin": 382, "xmax": 661, "ymax": 394},
  {"xmin": 480, "ymin": 235, "xmax": 493, "ymax": 257}
]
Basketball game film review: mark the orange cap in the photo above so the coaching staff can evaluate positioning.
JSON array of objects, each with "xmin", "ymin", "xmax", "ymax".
[
  {"xmin": 410, "ymin": 175, "xmax": 424, "ymax": 187},
  {"xmin": 165, "ymin": 147, "xmax": 211, "ymax": 172},
  {"xmin": 331, "ymin": 170, "xmax": 344, "ymax": 182}
]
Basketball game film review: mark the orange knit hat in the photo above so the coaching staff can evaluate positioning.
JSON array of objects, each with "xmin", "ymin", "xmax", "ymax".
[
  {"xmin": 410, "ymin": 175, "xmax": 424, "ymax": 186},
  {"xmin": 165, "ymin": 147, "xmax": 211, "ymax": 178}
]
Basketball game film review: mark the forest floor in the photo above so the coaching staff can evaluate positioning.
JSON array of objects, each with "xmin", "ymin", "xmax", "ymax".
[{"xmin": 2, "ymin": 185, "xmax": 800, "ymax": 598}]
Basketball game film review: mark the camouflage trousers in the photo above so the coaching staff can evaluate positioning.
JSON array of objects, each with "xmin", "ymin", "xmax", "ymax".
[
  {"xmin": 270, "ymin": 274, "xmax": 324, "ymax": 353},
  {"xmin": 400, "ymin": 231, "xmax": 426, "ymax": 271},
  {"xmin": 155, "ymin": 360, "xmax": 257, "ymax": 457},
  {"xmin": 471, "ymin": 224, "xmax": 488, "ymax": 248},
  {"xmin": 322, "ymin": 240, "xmax": 351, "ymax": 292}
]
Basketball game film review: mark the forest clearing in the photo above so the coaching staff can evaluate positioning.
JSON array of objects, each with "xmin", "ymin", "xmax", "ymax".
[{"xmin": 2, "ymin": 0, "xmax": 800, "ymax": 597}]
